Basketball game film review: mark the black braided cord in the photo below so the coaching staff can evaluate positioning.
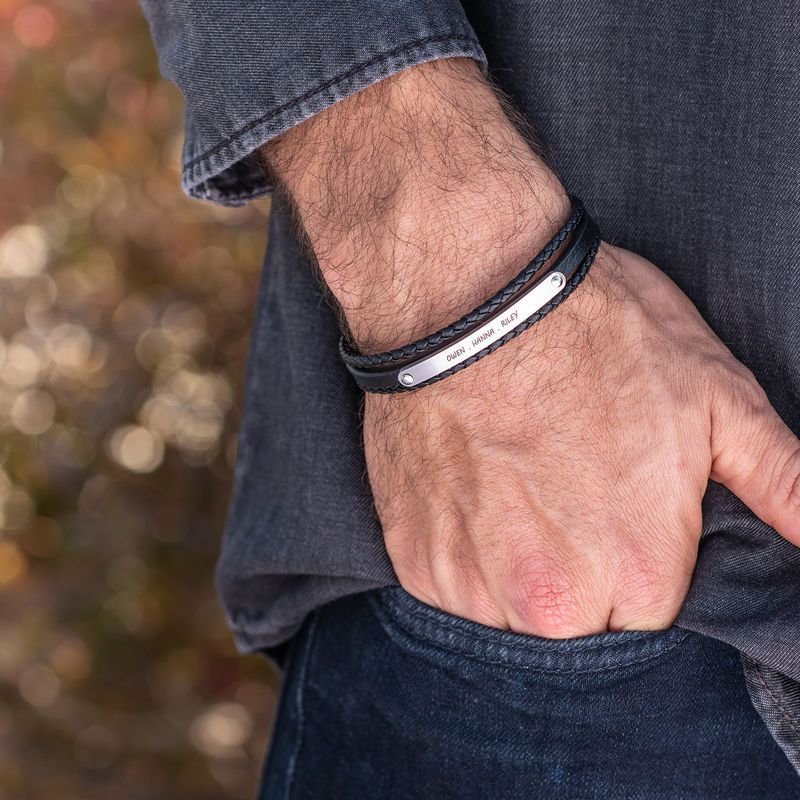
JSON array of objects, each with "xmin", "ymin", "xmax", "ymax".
[
  {"xmin": 353, "ymin": 232, "xmax": 600, "ymax": 394},
  {"xmin": 340, "ymin": 198, "xmax": 585, "ymax": 369}
]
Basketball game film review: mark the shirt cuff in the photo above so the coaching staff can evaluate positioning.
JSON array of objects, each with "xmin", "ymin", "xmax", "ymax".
[
  {"xmin": 141, "ymin": 2, "xmax": 486, "ymax": 207},
  {"xmin": 190, "ymin": 35, "xmax": 486, "ymax": 206}
]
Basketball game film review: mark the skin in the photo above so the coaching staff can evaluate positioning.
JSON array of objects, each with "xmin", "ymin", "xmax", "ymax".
[{"xmin": 262, "ymin": 58, "xmax": 800, "ymax": 636}]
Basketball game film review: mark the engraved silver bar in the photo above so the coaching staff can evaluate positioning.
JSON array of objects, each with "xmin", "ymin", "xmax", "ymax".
[{"xmin": 398, "ymin": 271, "xmax": 566, "ymax": 387}]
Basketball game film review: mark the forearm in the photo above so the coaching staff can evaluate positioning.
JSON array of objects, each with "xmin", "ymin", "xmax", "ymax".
[{"xmin": 262, "ymin": 58, "xmax": 569, "ymax": 352}]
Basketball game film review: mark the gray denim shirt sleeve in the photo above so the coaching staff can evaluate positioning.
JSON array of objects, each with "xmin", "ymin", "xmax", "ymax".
[{"xmin": 138, "ymin": 0, "xmax": 487, "ymax": 206}]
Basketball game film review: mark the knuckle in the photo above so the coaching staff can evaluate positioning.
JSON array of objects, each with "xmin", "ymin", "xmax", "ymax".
[
  {"xmin": 711, "ymin": 359, "xmax": 771, "ymax": 417},
  {"xmin": 614, "ymin": 540, "xmax": 690, "ymax": 621},
  {"xmin": 741, "ymin": 385, "xmax": 773, "ymax": 420},
  {"xmin": 711, "ymin": 356, "xmax": 757, "ymax": 389},
  {"xmin": 618, "ymin": 583, "xmax": 675, "ymax": 622},
  {"xmin": 623, "ymin": 592, "xmax": 682, "ymax": 627},
  {"xmin": 507, "ymin": 555, "xmax": 586, "ymax": 637}
]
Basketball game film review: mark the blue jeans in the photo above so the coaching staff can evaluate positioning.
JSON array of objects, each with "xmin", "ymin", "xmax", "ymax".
[{"xmin": 259, "ymin": 588, "xmax": 799, "ymax": 799}]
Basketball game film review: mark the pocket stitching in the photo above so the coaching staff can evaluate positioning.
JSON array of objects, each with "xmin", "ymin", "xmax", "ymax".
[
  {"xmin": 372, "ymin": 592, "xmax": 690, "ymax": 674},
  {"xmin": 389, "ymin": 594, "xmax": 662, "ymax": 652}
]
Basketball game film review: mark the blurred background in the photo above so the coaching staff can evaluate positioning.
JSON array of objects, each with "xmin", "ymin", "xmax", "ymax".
[{"xmin": 0, "ymin": 1, "xmax": 280, "ymax": 797}]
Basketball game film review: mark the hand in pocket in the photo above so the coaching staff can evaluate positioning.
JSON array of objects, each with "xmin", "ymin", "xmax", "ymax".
[{"xmin": 365, "ymin": 243, "xmax": 800, "ymax": 637}]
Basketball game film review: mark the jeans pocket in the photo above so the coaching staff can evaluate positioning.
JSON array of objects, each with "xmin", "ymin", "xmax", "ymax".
[{"xmin": 371, "ymin": 586, "xmax": 689, "ymax": 674}]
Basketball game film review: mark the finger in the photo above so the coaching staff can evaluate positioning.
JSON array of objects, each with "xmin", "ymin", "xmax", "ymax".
[
  {"xmin": 608, "ymin": 519, "xmax": 699, "ymax": 632},
  {"xmin": 611, "ymin": 610, "xmax": 678, "ymax": 632},
  {"xmin": 711, "ymin": 380, "xmax": 800, "ymax": 545}
]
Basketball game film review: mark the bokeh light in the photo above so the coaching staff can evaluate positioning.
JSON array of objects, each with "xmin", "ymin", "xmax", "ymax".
[{"xmin": 0, "ymin": 1, "xmax": 278, "ymax": 797}]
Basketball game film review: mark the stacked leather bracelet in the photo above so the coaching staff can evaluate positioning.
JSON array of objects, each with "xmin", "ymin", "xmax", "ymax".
[{"xmin": 340, "ymin": 196, "xmax": 601, "ymax": 393}]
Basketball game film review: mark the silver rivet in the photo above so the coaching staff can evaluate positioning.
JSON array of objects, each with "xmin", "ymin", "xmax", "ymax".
[
  {"xmin": 399, "ymin": 373, "xmax": 414, "ymax": 386},
  {"xmin": 550, "ymin": 273, "xmax": 564, "ymax": 287}
]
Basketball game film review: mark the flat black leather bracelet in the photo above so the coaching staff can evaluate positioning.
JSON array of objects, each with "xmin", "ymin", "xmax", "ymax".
[{"xmin": 340, "ymin": 199, "xmax": 601, "ymax": 393}]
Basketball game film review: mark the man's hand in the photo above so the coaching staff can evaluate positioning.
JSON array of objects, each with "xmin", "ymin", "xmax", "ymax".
[
  {"xmin": 263, "ymin": 58, "xmax": 800, "ymax": 636},
  {"xmin": 366, "ymin": 243, "xmax": 800, "ymax": 634}
]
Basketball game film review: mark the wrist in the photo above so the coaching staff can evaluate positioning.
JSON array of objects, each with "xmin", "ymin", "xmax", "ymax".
[
  {"xmin": 331, "ymin": 174, "xmax": 570, "ymax": 352},
  {"xmin": 263, "ymin": 57, "xmax": 570, "ymax": 352}
]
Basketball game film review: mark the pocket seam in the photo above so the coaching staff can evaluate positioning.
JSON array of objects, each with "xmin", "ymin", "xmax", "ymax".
[
  {"xmin": 284, "ymin": 612, "xmax": 318, "ymax": 800},
  {"xmin": 391, "ymin": 595, "xmax": 662, "ymax": 652},
  {"xmin": 372, "ymin": 590, "xmax": 690, "ymax": 674}
]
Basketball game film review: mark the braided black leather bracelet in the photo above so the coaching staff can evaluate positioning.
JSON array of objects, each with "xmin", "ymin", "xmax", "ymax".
[
  {"xmin": 341, "ymin": 200, "xmax": 585, "ymax": 371},
  {"xmin": 340, "ymin": 197, "xmax": 601, "ymax": 393}
]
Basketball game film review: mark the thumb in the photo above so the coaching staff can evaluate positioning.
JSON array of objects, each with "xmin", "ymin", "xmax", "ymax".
[{"xmin": 711, "ymin": 379, "xmax": 800, "ymax": 545}]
